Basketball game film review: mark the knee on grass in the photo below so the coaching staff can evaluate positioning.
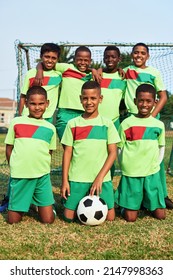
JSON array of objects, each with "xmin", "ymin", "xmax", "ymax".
[
  {"xmin": 38, "ymin": 206, "xmax": 55, "ymax": 224},
  {"xmin": 106, "ymin": 208, "xmax": 115, "ymax": 221},
  {"xmin": 7, "ymin": 211, "xmax": 23, "ymax": 224},
  {"xmin": 63, "ymin": 208, "xmax": 76, "ymax": 223},
  {"xmin": 124, "ymin": 209, "xmax": 138, "ymax": 222},
  {"xmin": 40, "ymin": 215, "xmax": 55, "ymax": 224},
  {"xmin": 62, "ymin": 214, "xmax": 75, "ymax": 223},
  {"xmin": 152, "ymin": 208, "xmax": 166, "ymax": 220}
]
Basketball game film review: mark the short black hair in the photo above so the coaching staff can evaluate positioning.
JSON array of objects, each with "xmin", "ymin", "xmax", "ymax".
[
  {"xmin": 136, "ymin": 83, "xmax": 156, "ymax": 99},
  {"xmin": 75, "ymin": 46, "xmax": 91, "ymax": 57},
  {"xmin": 132, "ymin": 42, "xmax": 149, "ymax": 53},
  {"xmin": 81, "ymin": 80, "xmax": 101, "ymax": 93},
  {"xmin": 26, "ymin": 86, "xmax": 47, "ymax": 99},
  {"xmin": 40, "ymin": 43, "xmax": 61, "ymax": 57},
  {"xmin": 104, "ymin": 46, "xmax": 121, "ymax": 57}
]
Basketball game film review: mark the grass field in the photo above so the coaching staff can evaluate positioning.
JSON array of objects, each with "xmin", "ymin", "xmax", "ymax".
[{"xmin": 0, "ymin": 133, "xmax": 173, "ymax": 260}]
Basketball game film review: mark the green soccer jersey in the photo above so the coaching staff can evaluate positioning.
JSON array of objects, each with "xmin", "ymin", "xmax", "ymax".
[
  {"xmin": 21, "ymin": 68, "xmax": 62, "ymax": 118},
  {"xmin": 124, "ymin": 65, "xmax": 166, "ymax": 114},
  {"xmin": 61, "ymin": 114, "xmax": 120, "ymax": 182},
  {"xmin": 99, "ymin": 72, "xmax": 126, "ymax": 122},
  {"xmin": 5, "ymin": 116, "xmax": 57, "ymax": 178},
  {"xmin": 55, "ymin": 63, "xmax": 92, "ymax": 111},
  {"xmin": 118, "ymin": 115, "xmax": 165, "ymax": 177}
]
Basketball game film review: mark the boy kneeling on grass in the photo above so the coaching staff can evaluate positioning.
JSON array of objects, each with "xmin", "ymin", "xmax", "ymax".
[
  {"xmin": 5, "ymin": 86, "xmax": 57, "ymax": 224},
  {"xmin": 60, "ymin": 81, "xmax": 120, "ymax": 223},
  {"xmin": 114, "ymin": 83, "xmax": 166, "ymax": 222}
]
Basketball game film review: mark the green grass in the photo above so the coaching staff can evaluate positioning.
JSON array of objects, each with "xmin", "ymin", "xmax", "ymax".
[
  {"xmin": 0, "ymin": 177, "xmax": 173, "ymax": 260},
  {"xmin": 0, "ymin": 133, "xmax": 173, "ymax": 260}
]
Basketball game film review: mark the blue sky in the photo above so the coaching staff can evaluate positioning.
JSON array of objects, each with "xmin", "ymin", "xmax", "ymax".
[{"xmin": 0, "ymin": 0, "xmax": 173, "ymax": 99}]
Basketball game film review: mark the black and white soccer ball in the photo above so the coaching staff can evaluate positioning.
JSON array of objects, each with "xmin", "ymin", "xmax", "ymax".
[{"xmin": 77, "ymin": 195, "xmax": 108, "ymax": 226}]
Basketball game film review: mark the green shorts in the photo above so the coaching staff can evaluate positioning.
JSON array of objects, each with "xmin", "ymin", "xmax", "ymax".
[
  {"xmin": 63, "ymin": 181, "xmax": 114, "ymax": 210},
  {"xmin": 114, "ymin": 172, "xmax": 166, "ymax": 211},
  {"xmin": 8, "ymin": 174, "xmax": 55, "ymax": 212},
  {"xmin": 56, "ymin": 108, "xmax": 84, "ymax": 140}
]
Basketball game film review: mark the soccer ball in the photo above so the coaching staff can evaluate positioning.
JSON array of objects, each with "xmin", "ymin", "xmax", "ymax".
[{"xmin": 77, "ymin": 195, "xmax": 108, "ymax": 226}]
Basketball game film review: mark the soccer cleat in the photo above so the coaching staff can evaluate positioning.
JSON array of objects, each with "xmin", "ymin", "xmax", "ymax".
[
  {"xmin": 165, "ymin": 196, "xmax": 173, "ymax": 209},
  {"xmin": 0, "ymin": 195, "xmax": 9, "ymax": 213}
]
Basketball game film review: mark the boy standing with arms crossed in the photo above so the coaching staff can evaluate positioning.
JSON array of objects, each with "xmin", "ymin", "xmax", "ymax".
[
  {"xmin": 60, "ymin": 81, "xmax": 120, "ymax": 223},
  {"xmin": 5, "ymin": 86, "xmax": 57, "ymax": 224},
  {"xmin": 115, "ymin": 84, "xmax": 166, "ymax": 222}
]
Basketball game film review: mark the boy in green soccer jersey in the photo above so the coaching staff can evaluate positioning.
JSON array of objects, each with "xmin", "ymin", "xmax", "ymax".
[
  {"xmin": 35, "ymin": 46, "xmax": 102, "ymax": 141},
  {"xmin": 5, "ymin": 86, "xmax": 57, "ymax": 224},
  {"xmin": 1, "ymin": 44, "xmax": 61, "ymax": 213},
  {"xmin": 60, "ymin": 81, "xmax": 120, "ymax": 223},
  {"xmin": 124, "ymin": 42, "xmax": 167, "ymax": 117},
  {"xmin": 99, "ymin": 46, "xmax": 126, "ymax": 130},
  {"xmin": 123, "ymin": 42, "xmax": 173, "ymax": 209},
  {"xmin": 114, "ymin": 84, "xmax": 166, "ymax": 222},
  {"xmin": 18, "ymin": 43, "xmax": 62, "ymax": 123},
  {"xmin": 98, "ymin": 46, "xmax": 126, "ymax": 178}
]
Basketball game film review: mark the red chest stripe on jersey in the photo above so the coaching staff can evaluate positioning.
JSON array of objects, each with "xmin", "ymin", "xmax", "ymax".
[
  {"xmin": 71, "ymin": 126, "xmax": 93, "ymax": 140},
  {"xmin": 14, "ymin": 124, "xmax": 39, "ymax": 138},
  {"xmin": 100, "ymin": 79, "xmax": 111, "ymax": 88},
  {"xmin": 125, "ymin": 126, "xmax": 146, "ymax": 141},
  {"xmin": 62, "ymin": 69, "xmax": 86, "ymax": 79},
  {"xmin": 29, "ymin": 77, "xmax": 50, "ymax": 87},
  {"xmin": 125, "ymin": 69, "xmax": 139, "ymax": 80}
]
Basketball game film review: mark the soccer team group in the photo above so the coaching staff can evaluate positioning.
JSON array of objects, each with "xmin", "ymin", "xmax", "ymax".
[{"xmin": 1, "ymin": 42, "xmax": 173, "ymax": 224}]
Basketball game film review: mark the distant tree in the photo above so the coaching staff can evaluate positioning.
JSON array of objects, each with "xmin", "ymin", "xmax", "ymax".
[
  {"xmin": 119, "ymin": 52, "xmax": 132, "ymax": 68},
  {"xmin": 90, "ymin": 61, "xmax": 104, "ymax": 69},
  {"xmin": 59, "ymin": 44, "xmax": 74, "ymax": 63}
]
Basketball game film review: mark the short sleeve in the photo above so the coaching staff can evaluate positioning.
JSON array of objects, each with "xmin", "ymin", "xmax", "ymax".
[
  {"xmin": 61, "ymin": 122, "xmax": 74, "ymax": 147},
  {"xmin": 107, "ymin": 121, "xmax": 120, "ymax": 144}
]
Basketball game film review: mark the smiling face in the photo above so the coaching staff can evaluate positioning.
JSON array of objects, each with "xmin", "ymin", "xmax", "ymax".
[
  {"xmin": 131, "ymin": 45, "xmax": 149, "ymax": 69},
  {"xmin": 134, "ymin": 91, "xmax": 155, "ymax": 118},
  {"xmin": 104, "ymin": 50, "xmax": 120, "ymax": 73},
  {"xmin": 74, "ymin": 51, "xmax": 91, "ymax": 72},
  {"xmin": 41, "ymin": 51, "xmax": 59, "ymax": 70},
  {"xmin": 80, "ymin": 87, "xmax": 103, "ymax": 118},
  {"xmin": 26, "ymin": 93, "xmax": 49, "ymax": 119}
]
